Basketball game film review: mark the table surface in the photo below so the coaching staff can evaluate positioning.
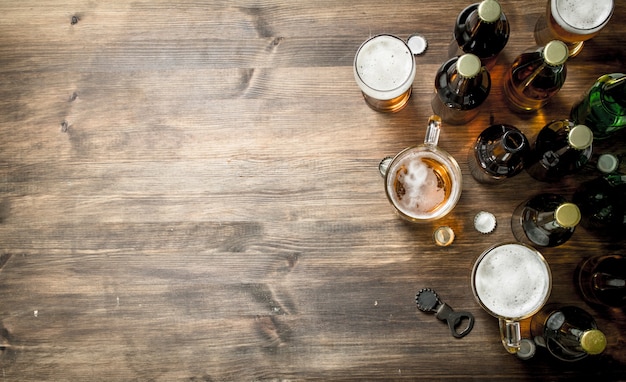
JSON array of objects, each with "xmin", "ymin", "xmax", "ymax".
[{"xmin": 0, "ymin": 0, "xmax": 625, "ymax": 380}]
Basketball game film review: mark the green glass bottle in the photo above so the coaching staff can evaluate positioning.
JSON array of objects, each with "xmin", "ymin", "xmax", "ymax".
[{"xmin": 570, "ymin": 73, "xmax": 626, "ymax": 140}]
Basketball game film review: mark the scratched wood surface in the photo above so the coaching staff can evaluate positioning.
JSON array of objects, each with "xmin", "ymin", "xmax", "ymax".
[{"xmin": 0, "ymin": 0, "xmax": 625, "ymax": 380}]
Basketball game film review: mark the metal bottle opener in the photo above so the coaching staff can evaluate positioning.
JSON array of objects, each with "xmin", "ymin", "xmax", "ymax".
[{"xmin": 415, "ymin": 288, "xmax": 475, "ymax": 338}]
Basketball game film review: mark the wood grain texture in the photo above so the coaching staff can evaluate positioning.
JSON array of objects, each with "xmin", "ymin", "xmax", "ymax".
[{"xmin": 0, "ymin": 0, "xmax": 625, "ymax": 380}]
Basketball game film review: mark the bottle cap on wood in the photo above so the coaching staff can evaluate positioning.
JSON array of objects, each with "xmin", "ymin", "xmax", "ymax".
[
  {"xmin": 474, "ymin": 211, "xmax": 496, "ymax": 234},
  {"xmin": 407, "ymin": 33, "xmax": 428, "ymax": 55},
  {"xmin": 457, "ymin": 54, "xmax": 482, "ymax": 78},
  {"xmin": 543, "ymin": 40, "xmax": 569, "ymax": 66},
  {"xmin": 433, "ymin": 226, "xmax": 455, "ymax": 246},
  {"xmin": 478, "ymin": 0, "xmax": 502, "ymax": 23},
  {"xmin": 555, "ymin": 203, "xmax": 581, "ymax": 228},
  {"xmin": 568, "ymin": 125, "xmax": 593, "ymax": 149},
  {"xmin": 516, "ymin": 338, "xmax": 536, "ymax": 360}
]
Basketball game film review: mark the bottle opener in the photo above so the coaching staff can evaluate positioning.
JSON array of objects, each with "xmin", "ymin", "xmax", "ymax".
[{"xmin": 415, "ymin": 288, "xmax": 475, "ymax": 338}]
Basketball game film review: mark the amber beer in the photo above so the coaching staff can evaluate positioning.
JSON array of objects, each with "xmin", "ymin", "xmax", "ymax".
[
  {"xmin": 534, "ymin": 0, "xmax": 614, "ymax": 56},
  {"xmin": 354, "ymin": 34, "xmax": 416, "ymax": 113}
]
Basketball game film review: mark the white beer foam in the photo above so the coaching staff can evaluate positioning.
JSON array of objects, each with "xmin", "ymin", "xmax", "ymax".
[
  {"xmin": 474, "ymin": 244, "xmax": 550, "ymax": 319},
  {"xmin": 354, "ymin": 35, "xmax": 416, "ymax": 100},
  {"xmin": 552, "ymin": 0, "xmax": 613, "ymax": 34}
]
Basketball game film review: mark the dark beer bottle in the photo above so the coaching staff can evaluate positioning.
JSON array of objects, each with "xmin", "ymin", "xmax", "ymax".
[
  {"xmin": 511, "ymin": 193, "xmax": 581, "ymax": 247},
  {"xmin": 504, "ymin": 40, "xmax": 568, "ymax": 112},
  {"xmin": 570, "ymin": 73, "xmax": 626, "ymax": 140},
  {"xmin": 524, "ymin": 120, "xmax": 593, "ymax": 182},
  {"xmin": 431, "ymin": 53, "xmax": 491, "ymax": 125},
  {"xmin": 448, "ymin": 0, "xmax": 510, "ymax": 69},
  {"xmin": 572, "ymin": 173, "xmax": 626, "ymax": 234},
  {"xmin": 576, "ymin": 254, "xmax": 626, "ymax": 308},
  {"xmin": 530, "ymin": 305, "xmax": 607, "ymax": 362},
  {"xmin": 468, "ymin": 124, "xmax": 529, "ymax": 183}
]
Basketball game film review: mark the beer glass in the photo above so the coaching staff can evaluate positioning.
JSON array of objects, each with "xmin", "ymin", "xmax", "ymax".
[
  {"xmin": 379, "ymin": 116, "xmax": 462, "ymax": 222},
  {"xmin": 471, "ymin": 243, "xmax": 552, "ymax": 354},
  {"xmin": 354, "ymin": 34, "xmax": 416, "ymax": 113},
  {"xmin": 534, "ymin": 0, "xmax": 614, "ymax": 57}
]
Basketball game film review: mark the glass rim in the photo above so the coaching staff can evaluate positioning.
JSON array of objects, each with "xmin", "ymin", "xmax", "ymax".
[
  {"xmin": 553, "ymin": 0, "xmax": 614, "ymax": 34},
  {"xmin": 471, "ymin": 242, "xmax": 552, "ymax": 319},
  {"xmin": 384, "ymin": 144, "xmax": 462, "ymax": 222},
  {"xmin": 354, "ymin": 34, "xmax": 416, "ymax": 95}
]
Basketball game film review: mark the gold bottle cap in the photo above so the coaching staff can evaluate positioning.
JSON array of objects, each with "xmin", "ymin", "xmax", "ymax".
[
  {"xmin": 580, "ymin": 329, "xmax": 607, "ymax": 355},
  {"xmin": 478, "ymin": 0, "xmax": 502, "ymax": 23},
  {"xmin": 543, "ymin": 40, "xmax": 569, "ymax": 66},
  {"xmin": 568, "ymin": 124, "xmax": 594, "ymax": 149},
  {"xmin": 457, "ymin": 54, "xmax": 482, "ymax": 78},
  {"xmin": 433, "ymin": 226, "xmax": 455, "ymax": 247},
  {"xmin": 555, "ymin": 203, "xmax": 581, "ymax": 228}
]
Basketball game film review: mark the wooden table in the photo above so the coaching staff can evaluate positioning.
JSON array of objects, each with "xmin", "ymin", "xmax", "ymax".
[{"xmin": 0, "ymin": 1, "xmax": 624, "ymax": 380}]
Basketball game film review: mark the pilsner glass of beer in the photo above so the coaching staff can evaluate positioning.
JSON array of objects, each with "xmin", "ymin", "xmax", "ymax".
[
  {"xmin": 354, "ymin": 34, "xmax": 416, "ymax": 113},
  {"xmin": 534, "ymin": 0, "xmax": 614, "ymax": 57},
  {"xmin": 471, "ymin": 243, "xmax": 552, "ymax": 354},
  {"xmin": 379, "ymin": 116, "xmax": 462, "ymax": 222}
]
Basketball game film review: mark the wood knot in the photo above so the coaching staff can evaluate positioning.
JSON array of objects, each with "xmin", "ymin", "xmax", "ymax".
[
  {"xmin": 60, "ymin": 121, "xmax": 69, "ymax": 133},
  {"xmin": 71, "ymin": 15, "xmax": 79, "ymax": 25}
]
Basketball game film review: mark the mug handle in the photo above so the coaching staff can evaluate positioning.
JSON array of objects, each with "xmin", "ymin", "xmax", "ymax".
[
  {"xmin": 425, "ymin": 115, "xmax": 442, "ymax": 146},
  {"xmin": 499, "ymin": 318, "xmax": 522, "ymax": 354}
]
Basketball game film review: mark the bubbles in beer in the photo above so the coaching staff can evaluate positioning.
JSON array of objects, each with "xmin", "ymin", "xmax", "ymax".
[{"xmin": 391, "ymin": 154, "xmax": 452, "ymax": 218}]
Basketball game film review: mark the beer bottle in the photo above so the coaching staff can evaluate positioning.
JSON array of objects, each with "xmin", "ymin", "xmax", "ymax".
[
  {"xmin": 511, "ymin": 193, "xmax": 581, "ymax": 247},
  {"xmin": 576, "ymin": 254, "xmax": 626, "ymax": 308},
  {"xmin": 572, "ymin": 173, "xmax": 626, "ymax": 234},
  {"xmin": 570, "ymin": 73, "xmax": 626, "ymax": 140},
  {"xmin": 504, "ymin": 40, "xmax": 569, "ymax": 112},
  {"xmin": 523, "ymin": 120, "xmax": 593, "ymax": 182},
  {"xmin": 467, "ymin": 124, "xmax": 529, "ymax": 183},
  {"xmin": 431, "ymin": 54, "xmax": 491, "ymax": 125},
  {"xmin": 448, "ymin": 0, "xmax": 510, "ymax": 69},
  {"xmin": 530, "ymin": 304, "xmax": 607, "ymax": 362}
]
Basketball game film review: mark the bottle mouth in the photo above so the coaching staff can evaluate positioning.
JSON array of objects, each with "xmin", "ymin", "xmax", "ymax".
[{"xmin": 502, "ymin": 130, "xmax": 526, "ymax": 153}]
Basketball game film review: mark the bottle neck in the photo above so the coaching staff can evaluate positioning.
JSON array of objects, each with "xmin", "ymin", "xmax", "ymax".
[{"xmin": 490, "ymin": 130, "xmax": 525, "ymax": 163}]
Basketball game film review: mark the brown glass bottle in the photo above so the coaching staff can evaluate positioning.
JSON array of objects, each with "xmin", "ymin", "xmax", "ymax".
[
  {"xmin": 530, "ymin": 304, "xmax": 607, "ymax": 362},
  {"xmin": 448, "ymin": 0, "xmax": 510, "ymax": 69},
  {"xmin": 524, "ymin": 120, "xmax": 593, "ymax": 182},
  {"xmin": 504, "ymin": 40, "xmax": 568, "ymax": 112},
  {"xmin": 431, "ymin": 54, "xmax": 491, "ymax": 125},
  {"xmin": 511, "ymin": 193, "xmax": 581, "ymax": 248},
  {"xmin": 576, "ymin": 255, "xmax": 626, "ymax": 308},
  {"xmin": 467, "ymin": 124, "xmax": 529, "ymax": 183}
]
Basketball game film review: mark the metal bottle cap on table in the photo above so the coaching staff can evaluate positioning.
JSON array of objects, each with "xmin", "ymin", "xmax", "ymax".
[{"xmin": 474, "ymin": 211, "xmax": 497, "ymax": 234}]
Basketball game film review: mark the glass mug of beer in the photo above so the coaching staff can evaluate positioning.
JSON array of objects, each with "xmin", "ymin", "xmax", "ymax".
[
  {"xmin": 471, "ymin": 243, "xmax": 552, "ymax": 354},
  {"xmin": 354, "ymin": 34, "xmax": 417, "ymax": 113},
  {"xmin": 378, "ymin": 116, "xmax": 462, "ymax": 222},
  {"xmin": 534, "ymin": 0, "xmax": 614, "ymax": 57}
]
